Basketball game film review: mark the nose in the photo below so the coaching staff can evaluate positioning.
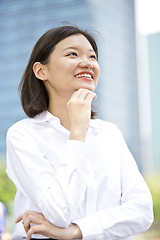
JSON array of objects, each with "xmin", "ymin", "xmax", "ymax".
[{"xmin": 78, "ymin": 60, "xmax": 93, "ymax": 69}]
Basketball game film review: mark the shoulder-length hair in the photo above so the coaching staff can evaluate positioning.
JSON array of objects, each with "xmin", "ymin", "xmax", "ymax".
[{"xmin": 19, "ymin": 25, "xmax": 98, "ymax": 118}]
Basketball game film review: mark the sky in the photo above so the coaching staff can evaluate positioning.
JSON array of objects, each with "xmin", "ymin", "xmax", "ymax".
[{"xmin": 135, "ymin": 0, "xmax": 160, "ymax": 35}]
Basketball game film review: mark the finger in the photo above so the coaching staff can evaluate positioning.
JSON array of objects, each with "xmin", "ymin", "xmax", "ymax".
[
  {"xmin": 25, "ymin": 210, "xmax": 40, "ymax": 216},
  {"xmin": 85, "ymin": 92, "xmax": 97, "ymax": 102},
  {"xmin": 24, "ymin": 210, "xmax": 44, "ymax": 219},
  {"xmin": 77, "ymin": 88, "xmax": 97, "ymax": 100},
  {"xmin": 70, "ymin": 88, "xmax": 93, "ymax": 99},
  {"xmin": 15, "ymin": 213, "xmax": 27, "ymax": 226},
  {"xmin": 27, "ymin": 214, "xmax": 44, "ymax": 225},
  {"xmin": 23, "ymin": 217, "xmax": 31, "ymax": 233},
  {"xmin": 69, "ymin": 89, "xmax": 96, "ymax": 103},
  {"xmin": 15, "ymin": 214, "xmax": 24, "ymax": 223},
  {"xmin": 77, "ymin": 88, "xmax": 96, "ymax": 98},
  {"xmin": 17, "ymin": 211, "xmax": 43, "ymax": 224},
  {"xmin": 22, "ymin": 211, "xmax": 31, "ymax": 225},
  {"xmin": 27, "ymin": 225, "xmax": 48, "ymax": 240},
  {"xmin": 23, "ymin": 214, "xmax": 37, "ymax": 233},
  {"xmin": 69, "ymin": 88, "xmax": 86, "ymax": 100},
  {"xmin": 24, "ymin": 214, "xmax": 45, "ymax": 233},
  {"xmin": 93, "ymin": 93, "xmax": 97, "ymax": 100},
  {"xmin": 78, "ymin": 90, "xmax": 96, "ymax": 101}
]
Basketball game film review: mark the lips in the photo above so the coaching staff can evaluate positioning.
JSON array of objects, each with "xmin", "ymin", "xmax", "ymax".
[{"xmin": 75, "ymin": 71, "xmax": 94, "ymax": 79}]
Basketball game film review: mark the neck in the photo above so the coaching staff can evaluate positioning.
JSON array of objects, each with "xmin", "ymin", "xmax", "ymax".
[{"xmin": 48, "ymin": 94, "xmax": 71, "ymax": 131}]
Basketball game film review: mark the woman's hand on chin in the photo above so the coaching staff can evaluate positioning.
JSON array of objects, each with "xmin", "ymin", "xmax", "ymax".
[
  {"xmin": 15, "ymin": 210, "xmax": 82, "ymax": 240},
  {"xmin": 68, "ymin": 88, "xmax": 97, "ymax": 142}
]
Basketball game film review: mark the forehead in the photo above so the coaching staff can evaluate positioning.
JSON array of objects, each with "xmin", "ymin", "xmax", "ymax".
[{"xmin": 54, "ymin": 34, "xmax": 94, "ymax": 51}]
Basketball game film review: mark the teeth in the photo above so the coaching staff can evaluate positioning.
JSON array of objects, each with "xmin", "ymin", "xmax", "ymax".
[{"xmin": 75, "ymin": 73, "xmax": 92, "ymax": 78}]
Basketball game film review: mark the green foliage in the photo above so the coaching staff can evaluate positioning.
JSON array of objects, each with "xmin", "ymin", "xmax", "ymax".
[
  {"xmin": 135, "ymin": 174, "xmax": 160, "ymax": 239},
  {"xmin": 146, "ymin": 174, "xmax": 160, "ymax": 221},
  {"xmin": 0, "ymin": 164, "xmax": 16, "ymax": 213}
]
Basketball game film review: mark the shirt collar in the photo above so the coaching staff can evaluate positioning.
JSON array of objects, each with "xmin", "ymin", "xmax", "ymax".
[
  {"xmin": 32, "ymin": 111, "xmax": 70, "ymax": 134},
  {"xmin": 31, "ymin": 110, "xmax": 99, "ymax": 135},
  {"xmin": 32, "ymin": 111, "xmax": 60, "ymax": 123}
]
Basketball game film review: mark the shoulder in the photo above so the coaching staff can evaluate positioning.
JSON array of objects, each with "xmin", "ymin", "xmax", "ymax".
[
  {"xmin": 90, "ymin": 118, "xmax": 122, "ymax": 136},
  {"xmin": 6, "ymin": 111, "xmax": 54, "ymax": 139},
  {"xmin": 6, "ymin": 117, "xmax": 44, "ymax": 149},
  {"xmin": 89, "ymin": 118, "xmax": 125, "ymax": 145},
  {"xmin": 7, "ymin": 118, "xmax": 32, "ymax": 139},
  {"xmin": 7, "ymin": 118, "xmax": 30, "ymax": 131}
]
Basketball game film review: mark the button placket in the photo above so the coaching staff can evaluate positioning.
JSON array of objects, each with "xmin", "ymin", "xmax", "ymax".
[{"xmin": 86, "ymin": 148, "xmax": 97, "ymax": 215}]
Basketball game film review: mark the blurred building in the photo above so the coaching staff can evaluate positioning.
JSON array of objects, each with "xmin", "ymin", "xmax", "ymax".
[
  {"xmin": 147, "ymin": 32, "xmax": 160, "ymax": 172},
  {"xmin": 0, "ymin": 1, "xmax": 142, "ymax": 170},
  {"xmin": 135, "ymin": 0, "xmax": 160, "ymax": 174}
]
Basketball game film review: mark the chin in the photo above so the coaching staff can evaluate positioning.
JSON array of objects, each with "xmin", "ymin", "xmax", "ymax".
[{"xmin": 79, "ymin": 85, "xmax": 95, "ymax": 92}]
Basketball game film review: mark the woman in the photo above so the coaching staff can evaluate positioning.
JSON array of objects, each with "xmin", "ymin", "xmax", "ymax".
[{"xmin": 7, "ymin": 25, "xmax": 153, "ymax": 240}]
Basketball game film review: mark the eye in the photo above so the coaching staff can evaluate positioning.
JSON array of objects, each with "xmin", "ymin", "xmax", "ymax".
[
  {"xmin": 90, "ymin": 55, "xmax": 97, "ymax": 60},
  {"xmin": 67, "ymin": 52, "xmax": 78, "ymax": 57}
]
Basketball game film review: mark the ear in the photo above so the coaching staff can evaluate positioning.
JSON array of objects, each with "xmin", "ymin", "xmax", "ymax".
[{"xmin": 33, "ymin": 62, "xmax": 46, "ymax": 81}]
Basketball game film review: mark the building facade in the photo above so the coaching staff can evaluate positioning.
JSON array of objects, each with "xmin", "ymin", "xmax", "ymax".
[{"xmin": 147, "ymin": 32, "xmax": 160, "ymax": 172}]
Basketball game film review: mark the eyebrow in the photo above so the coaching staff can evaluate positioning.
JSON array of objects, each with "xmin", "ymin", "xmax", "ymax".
[{"xmin": 63, "ymin": 47, "xmax": 95, "ymax": 52}]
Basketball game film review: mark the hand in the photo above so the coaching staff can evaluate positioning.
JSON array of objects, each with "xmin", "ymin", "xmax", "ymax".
[
  {"xmin": 67, "ymin": 88, "xmax": 97, "ymax": 141},
  {"xmin": 15, "ymin": 210, "xmax": 82, "ymax": 240}
]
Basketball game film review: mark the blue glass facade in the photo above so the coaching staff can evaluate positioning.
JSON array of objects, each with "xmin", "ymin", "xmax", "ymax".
[{"xmin": 0, "ymin": 0, "xmax": 141, "ymax": 169}]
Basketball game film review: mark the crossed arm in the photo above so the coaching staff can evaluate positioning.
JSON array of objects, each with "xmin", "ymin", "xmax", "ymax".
[
  {"xmin": 14, "ymin": 90, "xmax": 95, "ymax": 239},
  {"xmin": 15, "ymin": 210, "xmax": 82, "ymax": 240},
  {"xmin": 10, "ymin": 89, "xmax": 153, "ymax": 239}
]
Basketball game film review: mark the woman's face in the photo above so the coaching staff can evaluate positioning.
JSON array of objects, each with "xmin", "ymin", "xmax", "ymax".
[{"xmin": 44, "ymin": 34, "xmax": 100, "ymax": 98}]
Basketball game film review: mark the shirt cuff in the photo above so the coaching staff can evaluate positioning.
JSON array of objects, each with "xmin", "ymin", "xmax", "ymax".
[{"xmin": 73, "ymin": 214, "xmax": 102, "ymax": 240}]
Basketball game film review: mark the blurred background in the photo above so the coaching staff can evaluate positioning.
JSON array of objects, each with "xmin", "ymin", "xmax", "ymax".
[{"xmin": 0, "ymin": 0, "xmax": 160, "ymax": 238}]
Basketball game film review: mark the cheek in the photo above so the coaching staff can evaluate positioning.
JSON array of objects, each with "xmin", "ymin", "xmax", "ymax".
[
  {"xmin": 64, "ymin": 60, "xmax": 78, "ymax": 71},
  {"xmin": 53, "ymin": 63, "xmax": 64, "ymax": 73},
  {"xmin": 54, "ymin": 63, "xmax": 75, "ymax": 77},
  {"xmin": 95, "ymin": 64, "xmax": 101, "ymax": 79}
]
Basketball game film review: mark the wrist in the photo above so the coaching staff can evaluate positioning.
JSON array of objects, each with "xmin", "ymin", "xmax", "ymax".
[
  {"xmin": 72, "ymin": 224, "xmax": 83, "ymax": 239},
  {"xmin": 69, "ymin": 129, "xmax": 86, "ymax": 142}
]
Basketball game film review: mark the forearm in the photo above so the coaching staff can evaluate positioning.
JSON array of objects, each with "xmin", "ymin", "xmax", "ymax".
[
  {"xmin": 68, "ymin": 89, "xmax": 96, "ymax": 142},
  {"xmin": 39, "ymin": 141, "xmax": 91, "ymax": 227},
  {"xmin": 40, "ymin": 223, "xmax": 82, "ymax": 240},
  {"xmin": 16, "ymin": 212, "xmax": 82, "ymax": 240},
  {"xmin": 7, "ymin": 128, "xmax": 91, "ymax": 227},
  {"xmin": 74, "ymin": 190, "xmax": 153, "ymax": 239},
  {"xmin": 58, "ymin": 224, "xmax": 82, "ymax": 240}
]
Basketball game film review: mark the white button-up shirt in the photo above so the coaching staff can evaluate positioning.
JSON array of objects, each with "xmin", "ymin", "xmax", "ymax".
[{"xmin": 6, "ymin": 111, "xmax": 153, "ymax": 240}]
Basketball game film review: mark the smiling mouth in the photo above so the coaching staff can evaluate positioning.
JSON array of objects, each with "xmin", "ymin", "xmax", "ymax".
[{"xmin": 75, "ymin": 73, "xmax": 94, "ymax": 80}]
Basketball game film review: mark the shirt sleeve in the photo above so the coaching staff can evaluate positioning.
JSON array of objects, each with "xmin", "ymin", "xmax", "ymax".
[
  {"xmin": 6, "ymin": 125, "xmax": 90, "ymax": 228},
  {"xmin": 73, "ymin": 126, "xmax": 154, "ymax": 239}
]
